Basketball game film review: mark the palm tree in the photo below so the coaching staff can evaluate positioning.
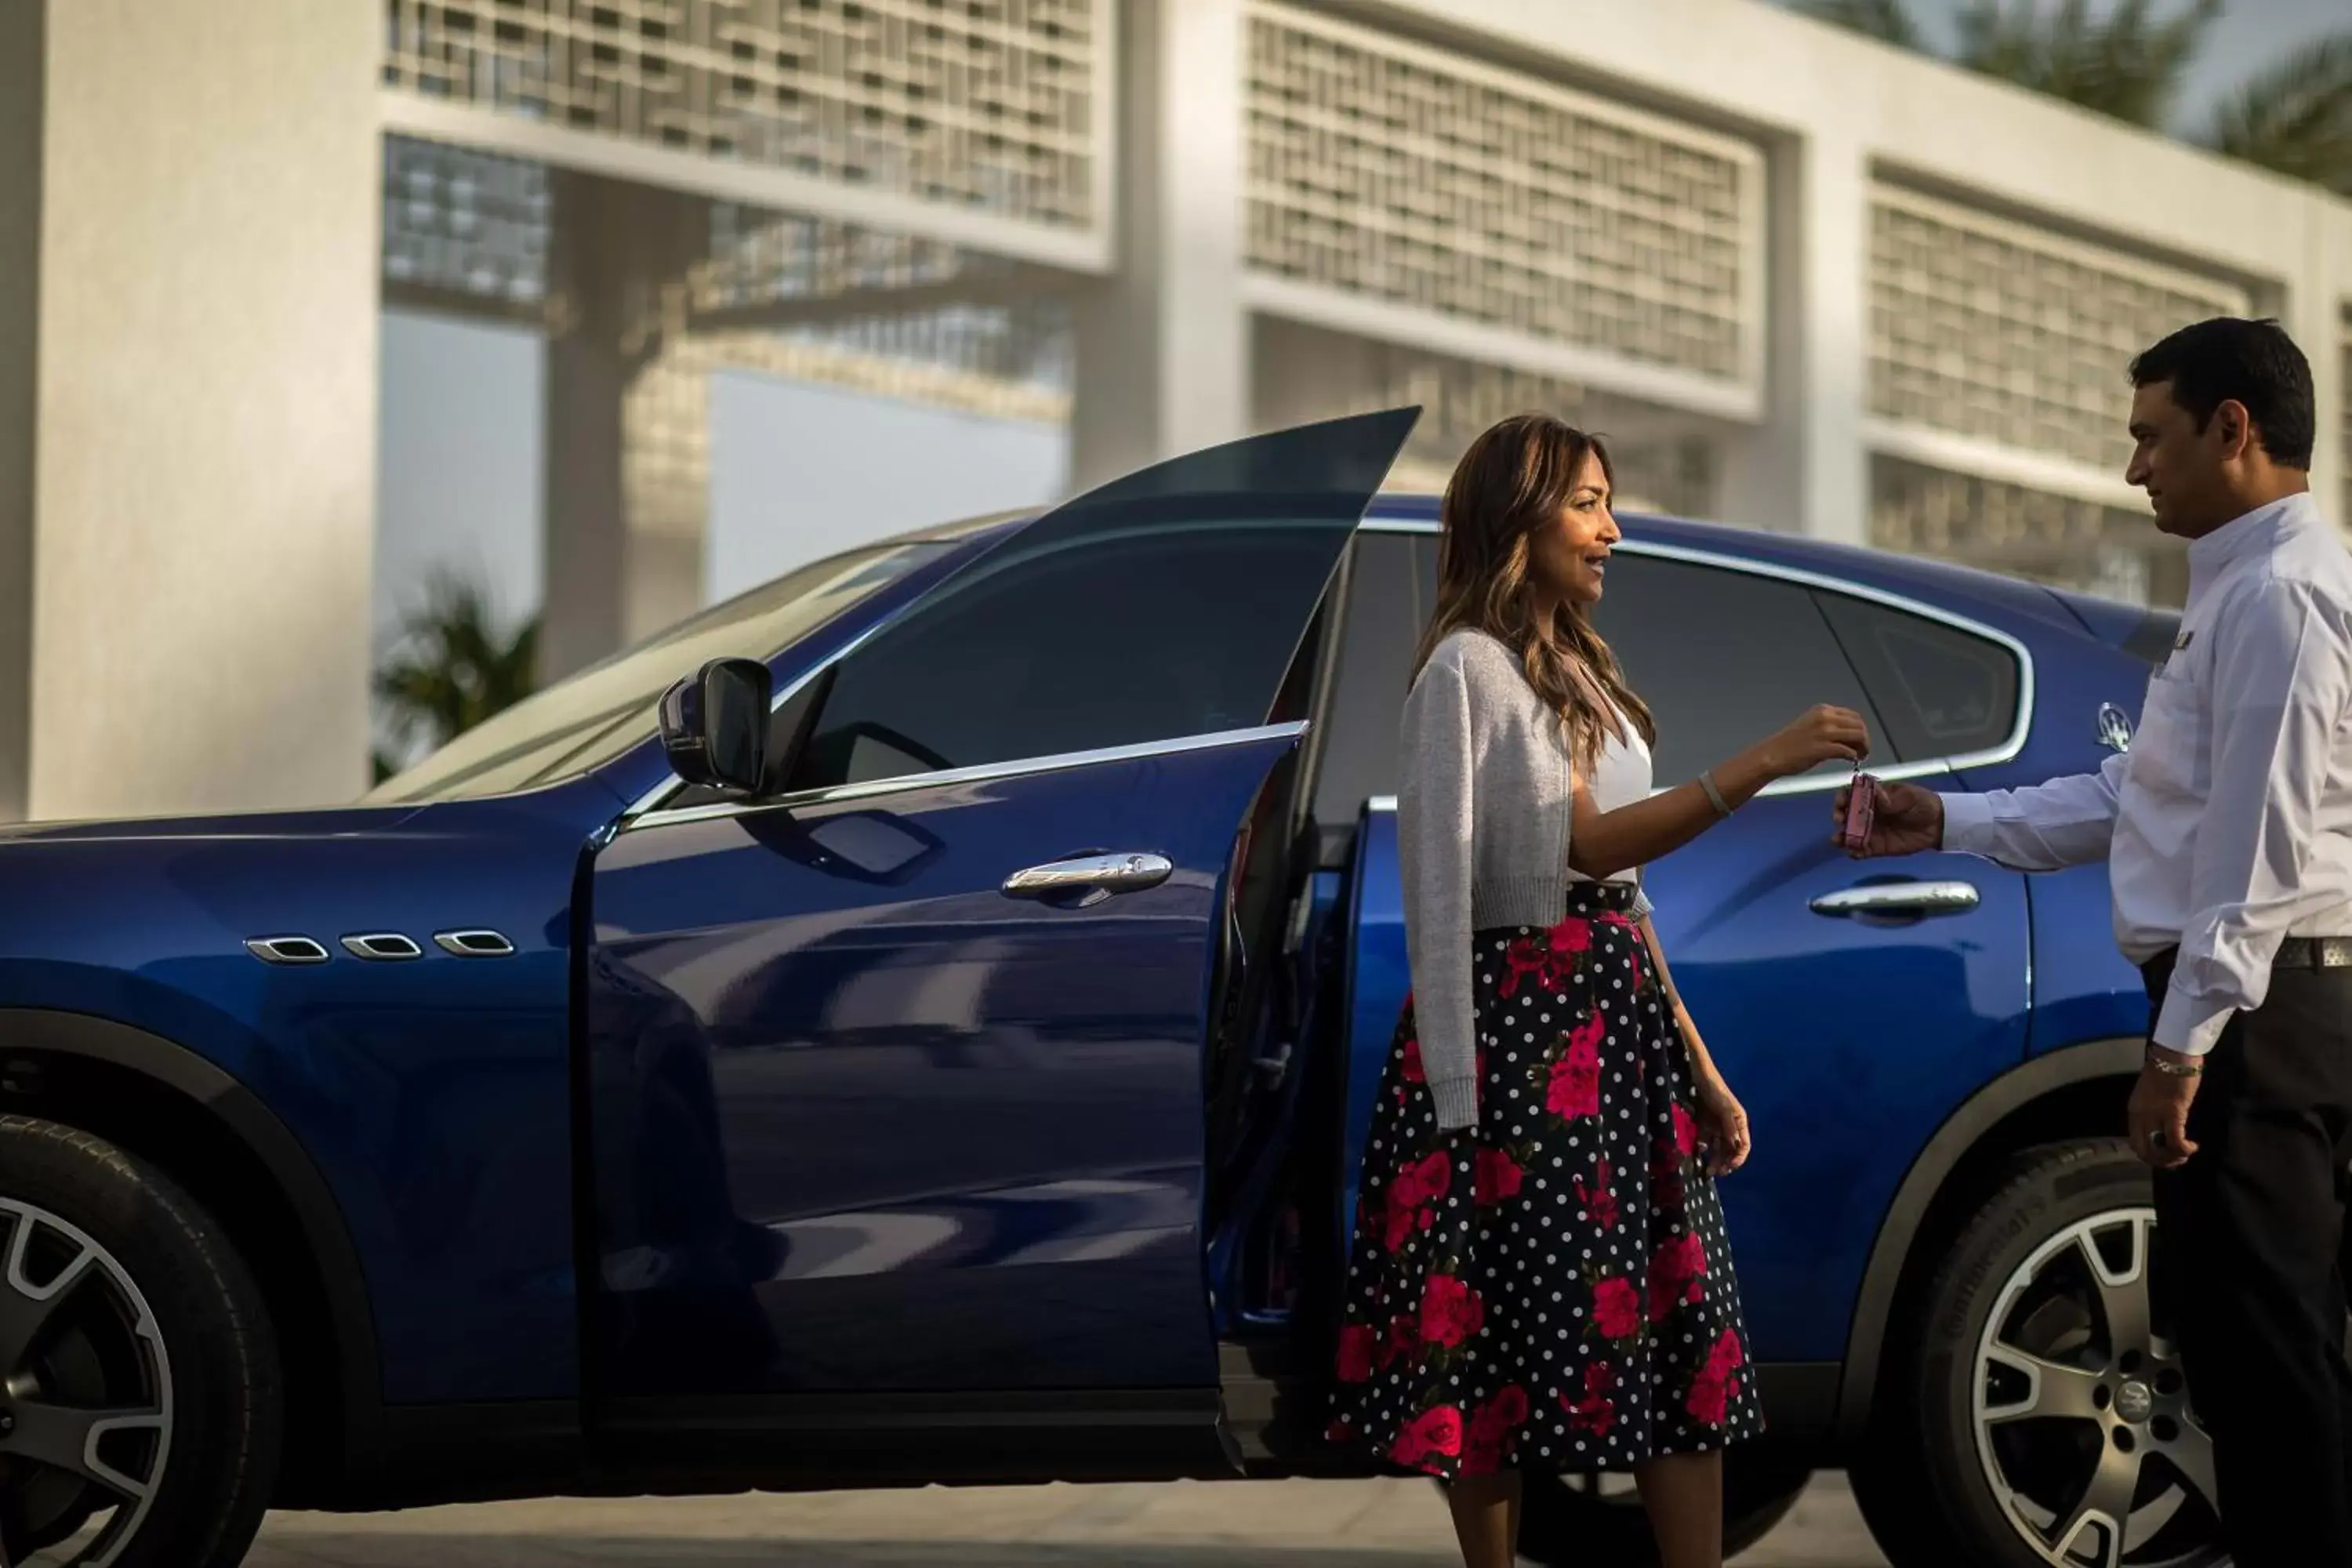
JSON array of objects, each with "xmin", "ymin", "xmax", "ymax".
[
  {"xmin": 1951, "ymin": 0, "xmax": 2220, "ymax": 129},
  {"xmin": 1795, "ymin": 0, "xmax": 1924, "ymax": 47},
  {"xmin": 371, "ymin": 572, "xmax": 539, "ymax": 782},
  {"xmin": 2209, "ymin": 31, "xmax": 2352, "ymax": 196},
  {"xmin": 1794, "ymin": 0, "xmax": 2352, "ymax": 195}
]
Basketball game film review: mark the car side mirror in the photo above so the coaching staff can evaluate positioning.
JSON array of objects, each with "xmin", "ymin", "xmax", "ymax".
[{"xmin": 657, "ymin": 658, "xmax": 771, "ymax": 796}]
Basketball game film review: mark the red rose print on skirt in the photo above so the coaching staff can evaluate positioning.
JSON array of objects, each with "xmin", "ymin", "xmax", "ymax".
[
  {"xmin": 1545, "ymin": 1011, "xmax": 1606, "ymax": 1120},
  {"xmin": 1401, "ymin": 1036, "xmax": 1426, "ymax": 1083},
  {"xmin": 1420, "ymin": 1274, "xmax": 1486, "ymax": 1348},
  {"xmin": 1562, "ymin": 1361, "xmax": 1617, "ymax": 1437},
  {"xmin": 1686, "ymin": 1329, "xmax": 1747, "ymax": 1425},
  {"xmin": 1671, "ymin": 1100, "xmax": 1700, "ymax": 1158},
  {"xmin": 1381, "ymin": 1312, "xmax": 1418, "ymax": 1370},
  {"xmin": 1545, "ymin": 915, "xmax": 1593, "ymax": 956},
  {"xmin": 1647, "ymin": 1232, "xmax": 1709, "ymax": 1323},
  {"xmin": 1591, "ymin": 1275, "xmax": 1643, "ymax": 1341},
  {"xmin": 1573, "ymin": 1157, "xmax": 1619, "ymax": 1231},
  {"xmin": 1336, "ymin": 1324, "xmax": 1377, "ymax": 1383},
  {"xmin": 1461, "ymin": 1385, "xmax": 1531, "ymax": 1475},
  {"xmin": 1391, "ymin": 1404, "xmax": 1464, "ymax": 1468},
  {"xmin": 1475, "ymin": 1148, "xmax": 1524, "ymax": 1207}
]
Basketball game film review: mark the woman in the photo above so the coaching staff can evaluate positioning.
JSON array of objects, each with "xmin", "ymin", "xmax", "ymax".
[{"xmin": 1327, "ymin": 415, "xmax": 1871, "ymax": 1568}]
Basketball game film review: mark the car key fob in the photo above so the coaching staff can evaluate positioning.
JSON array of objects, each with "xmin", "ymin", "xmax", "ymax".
[{"xmin": 1838, "ymin": 771, "xmax": 1878, "ymax": 854}]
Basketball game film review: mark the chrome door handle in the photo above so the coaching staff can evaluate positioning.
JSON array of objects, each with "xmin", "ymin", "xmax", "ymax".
[
  {"xmin": 1809, "ymin": 880, "xmax": 1980, "ymax": 917},
  {"xmin": 1001, "ymin": 851, "xmax": 1174, "ymax": 902}
]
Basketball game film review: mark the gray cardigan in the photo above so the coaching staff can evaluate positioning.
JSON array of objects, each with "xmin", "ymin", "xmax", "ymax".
[{"xmin": 1398, "ymin": 630, "xmax": 1650, "ymax": 1130}]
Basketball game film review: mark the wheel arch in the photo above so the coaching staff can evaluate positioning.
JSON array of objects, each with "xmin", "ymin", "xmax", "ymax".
[
  {"xmin": 0, "ymin": 1008, "xmax": 383, "ymax": 1504},
  {"xmin": 1835, "ymin": 1035, "xmax": 2141, "ymax": 1444}
]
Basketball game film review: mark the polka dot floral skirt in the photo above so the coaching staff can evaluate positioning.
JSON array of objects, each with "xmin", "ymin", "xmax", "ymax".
[{"xmin": 1327, "ymin": 880, "xmax": 1764, "ymax": 1479}]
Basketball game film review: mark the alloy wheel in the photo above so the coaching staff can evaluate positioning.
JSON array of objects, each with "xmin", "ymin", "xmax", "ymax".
[
  {"xmin": 0, "ymin": 1198, "xmax": 172, "ymax": 1566},
  {"xmin": 1970, "ymin": 1207, "xmax": 2221, "ymax": 1568}
]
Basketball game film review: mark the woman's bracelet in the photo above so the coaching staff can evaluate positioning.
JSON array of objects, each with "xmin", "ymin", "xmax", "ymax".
[{"xmin": 1697, "ymin": 770, "xmax": 1733, "ymax": 818}]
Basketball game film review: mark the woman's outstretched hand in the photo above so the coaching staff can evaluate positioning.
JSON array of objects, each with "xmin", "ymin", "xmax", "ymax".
[
  {"xmin": 1830, "ymin": 779, "xmax": 1944, "ymax": 858},
  {"xmin": 1760, "ymin": 706, "xmax": 1871, "ymax": 779}
]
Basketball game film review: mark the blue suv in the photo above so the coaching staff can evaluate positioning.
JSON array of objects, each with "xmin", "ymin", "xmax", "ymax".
[{"xmin": 0, "ymin": 410, "xmax": 2193, "ymax": 1568}]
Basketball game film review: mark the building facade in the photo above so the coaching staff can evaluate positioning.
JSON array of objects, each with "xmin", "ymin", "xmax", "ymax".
[{"xmin": 3, "ymin": 0, "xmax": 2349, "ymax": 819}]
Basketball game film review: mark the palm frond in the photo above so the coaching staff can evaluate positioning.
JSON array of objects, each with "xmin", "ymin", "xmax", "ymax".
[
  {"xmin": 1956, "ymin": 0, "xmax": 2220, "ymax": 128},
  {"xmin": 1793, "ymin": 0, "xmax": 1926, "ymax": 49},
  {"xmin": 2208, "ymin": 30, "xmax": 2352, "ymax": 195},
  {"xmin": 372, "ymin": 571, "xmax": 541, "ymax": 756}
]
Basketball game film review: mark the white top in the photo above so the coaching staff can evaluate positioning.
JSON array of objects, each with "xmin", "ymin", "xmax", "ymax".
[
  {"xmin": 1573, "ymin": 711, "xmax": 1653, "ymax": 894},
  {"xmin": 1941, "ymin": 490, "xmax": 2352, "ymax": 1054}
]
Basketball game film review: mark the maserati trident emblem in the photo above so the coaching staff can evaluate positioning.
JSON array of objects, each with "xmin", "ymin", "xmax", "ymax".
[{"xmin": 2097, "ymin": 702, "xmax": 2134, "ymax": 753}]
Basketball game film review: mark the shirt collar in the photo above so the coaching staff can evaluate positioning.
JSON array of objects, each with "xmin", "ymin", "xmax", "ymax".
[{"xmin": 2186, "ymin": 491, "xmax": 2318, "ymax": 600}]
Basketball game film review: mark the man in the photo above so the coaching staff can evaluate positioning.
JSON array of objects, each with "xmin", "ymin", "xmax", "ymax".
[{"xmin": 1844, "ymin": 316, "xmax": 2352, "ymax": 1567}]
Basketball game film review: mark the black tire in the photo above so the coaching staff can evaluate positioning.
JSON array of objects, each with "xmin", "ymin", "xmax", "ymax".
[
  {"xmin": 0, "ymin": 1115, "xmax": 282, "ymax": 1567},
  {"xmin": 1513, "ymin": 1450, "xmax": 1813, "ymax": 1565},
  {"xmin": 1858, "ymin": 1139, "xmax": 2226, "ymax": 1568}
]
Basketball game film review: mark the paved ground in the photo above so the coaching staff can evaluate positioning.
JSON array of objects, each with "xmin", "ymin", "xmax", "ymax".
[{"xmin": 181, "ymin": 1472, "xmax": 1891, "ymax": 1566}]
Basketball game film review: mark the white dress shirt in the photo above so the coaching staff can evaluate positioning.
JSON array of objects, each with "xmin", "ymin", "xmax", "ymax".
[{"xmin": 1940, "ymin": 491, "xmax": 2352, "ymax": 1055}]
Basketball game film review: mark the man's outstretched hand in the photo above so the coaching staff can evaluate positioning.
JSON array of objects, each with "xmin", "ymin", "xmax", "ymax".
[{"xmin": 1831, "ymin": 779, "xmax": 1944, "ymax": 858}]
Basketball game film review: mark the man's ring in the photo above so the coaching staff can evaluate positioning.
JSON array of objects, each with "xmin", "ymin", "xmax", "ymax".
[{"xmin": 2151, "ymin": 1130, "xmax": 2168, "ymax": 1149}]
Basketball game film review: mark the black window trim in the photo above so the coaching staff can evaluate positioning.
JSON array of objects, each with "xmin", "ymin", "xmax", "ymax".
[
  {"xmin": 1352, "ymin": 520, "xmax": 2037, "ymax": 797},
  {"xmin": 622, "ymin": 718, "xmax": 1313, "ymax": 832}
]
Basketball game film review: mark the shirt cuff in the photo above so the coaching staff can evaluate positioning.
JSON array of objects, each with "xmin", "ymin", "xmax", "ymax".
[
  {"xmin": 1428, "ymin": 1076, "xmax": 1479, "ymax": 1131},
  {"xmin": 2151, "ymin": 981, "xmax": 2234, "ymax": 1057},
  {"xmin": 1938, "ymin": 791, "xmax": 1994, "ymax": 855}
]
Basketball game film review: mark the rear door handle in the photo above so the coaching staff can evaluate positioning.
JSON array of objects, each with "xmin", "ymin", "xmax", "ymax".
[
  {"xmin": 1809, "ymin": 880, "xmax": 1980, "ymax": 917},
  {"xmin": 1001, "ymin": 851, "xmax": 1174, "ymax": 905}
]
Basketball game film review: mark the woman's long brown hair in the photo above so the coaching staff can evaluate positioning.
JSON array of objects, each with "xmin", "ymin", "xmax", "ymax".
[{"xmin": 1411, "ymin": 412, "xmax": 1657, "ymax": 771}]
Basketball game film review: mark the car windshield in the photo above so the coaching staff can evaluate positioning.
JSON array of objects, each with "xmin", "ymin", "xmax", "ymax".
[{"xmin": 366, "ymin": 539, "xmax": 956, "ymax": 804}]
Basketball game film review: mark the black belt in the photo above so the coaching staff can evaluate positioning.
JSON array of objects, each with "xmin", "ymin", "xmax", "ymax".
[
  {"xmin": 2274, "ymin": 936, "xmax": 2352, "ymax": 970},
  {"xmin": 2142, "ymin": 939, "xmax": 2352, "ymax": 997}
]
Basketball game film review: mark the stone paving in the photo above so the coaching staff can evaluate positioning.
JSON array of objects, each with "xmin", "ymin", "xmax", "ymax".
[{"xmin": 199, "ymin": 1473, "xmax": 1892, "ymax": 1566}]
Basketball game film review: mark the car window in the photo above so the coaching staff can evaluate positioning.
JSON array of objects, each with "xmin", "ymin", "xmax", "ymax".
[
  {"xmin": 366, "ymin": 542, "xmax": 950, "ymax": 804},
  {"xmin": 1813, "ymin": 591, "xmax": 2020, "ymax": 762},
  {"xmin": 787, "ymin": 411, "xmax": 1418, "ymax": 793},
  {"xmin": 1589, "ymin": 555, "xmax": 1886, "ymax": 786},
  {"xmin": 1311, "ymin": 535, "xmax": 1436, "ymax": 833}
]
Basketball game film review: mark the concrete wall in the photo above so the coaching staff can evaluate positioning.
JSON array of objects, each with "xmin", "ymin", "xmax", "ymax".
[{"xmin": 0, "ymin": 0, "xmax": 380, "ymax": 820}]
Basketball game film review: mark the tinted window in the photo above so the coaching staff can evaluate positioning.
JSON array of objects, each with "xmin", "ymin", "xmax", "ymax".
[
  {"xmin": 1312, "ymin": 535, "xmax": 1436, "ymax": 828},
  {"xmin": 791, "ymin": 526, "xmax": 1345, "ymax": 789},
  {"xmin": 788, "ymin": 411, "xmax": 1417, "ymax": 793},
  {"xmin": 1814, "ymin": 592, "xmax": 2019, "ymax": 762},
  {"xmin": 1590, "ymin": 555, "xmax": 1884, "ymax": 786},
  {"xmin": 366, "ymin": 541, "xmax": 950, "ymax": 804}
]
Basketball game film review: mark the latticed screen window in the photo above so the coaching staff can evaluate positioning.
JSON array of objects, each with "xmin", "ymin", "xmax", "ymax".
[
  {"xmin": 1871, "ymin": 456, "xmax": 2185, "ymax": 608},
  {"xmin": 382, "ymin": 135, "xmax": 550, "ymax": 308},
  {"xmin": 1869, "ymin": 187, "xmax": 2249, "ymax": 473},
  {"xmin": 1244, "ymin": 3, "xmax": 1762, "ymax": 390},
  {"xmin": 1254, "ymin": 320, "xmax": 1722, "ymax": 520},
  {"xmin": 382, "ymin": 0, "xmax": 1105, "ymax": 232}
]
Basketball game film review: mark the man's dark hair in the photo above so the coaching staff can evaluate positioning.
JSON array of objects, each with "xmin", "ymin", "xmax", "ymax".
[{"xmin": 2129, "ymin": 317, "xmax": 2315, "ymax": 470}]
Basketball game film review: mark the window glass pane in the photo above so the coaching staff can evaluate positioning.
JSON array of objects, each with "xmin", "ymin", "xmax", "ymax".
[
  {"xmin": 367, "ymin": 541, "xmax": 950, "ymax": 804},
  {"xmin": 791, "ymin": 526, "xmax": 1345, "ymax": 789},
  {"xmin": 1312, "ymin": 535, "xmax": 1432, "ymax": 827},
  {"xmin": 789, "ymin": 411, "xmax": 1417, "ymax": 792},
  {"xmin": 1589, "ymin": 555, "xmax": 1884, "ymax": 786},
  {"xmin": 1814, "ymin": 591, "xmax": 2019, "ymax": 761}
]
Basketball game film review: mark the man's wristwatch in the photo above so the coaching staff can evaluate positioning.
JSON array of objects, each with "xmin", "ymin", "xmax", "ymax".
[{"xmin": 2146, "ymin": 1049, "xmax": 2204, "ymax": 1079}]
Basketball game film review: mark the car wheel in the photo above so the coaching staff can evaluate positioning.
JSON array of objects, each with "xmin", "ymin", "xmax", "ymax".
[
  {"xmin": 0, "ymin": 1116, "xmax": 281, "ymax": 1567},
  {"xmin": 1882, "ymin": 1139, "xmax": 2225, "ymax": 1568},
  {"xmin": 1512, "ymin": 1451, "xmax": 1812, "ymax": 1565}
]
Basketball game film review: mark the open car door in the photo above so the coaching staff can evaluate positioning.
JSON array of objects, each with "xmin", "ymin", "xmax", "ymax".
[{"xmin": 584, "ymin": 409, "xmax": 1416, "ymax": 1483}]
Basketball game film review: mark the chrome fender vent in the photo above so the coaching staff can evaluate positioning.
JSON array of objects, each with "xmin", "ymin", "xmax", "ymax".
[{"xmin": 244, "ymin": 936, "xmax": 332, "ymax": 966}]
